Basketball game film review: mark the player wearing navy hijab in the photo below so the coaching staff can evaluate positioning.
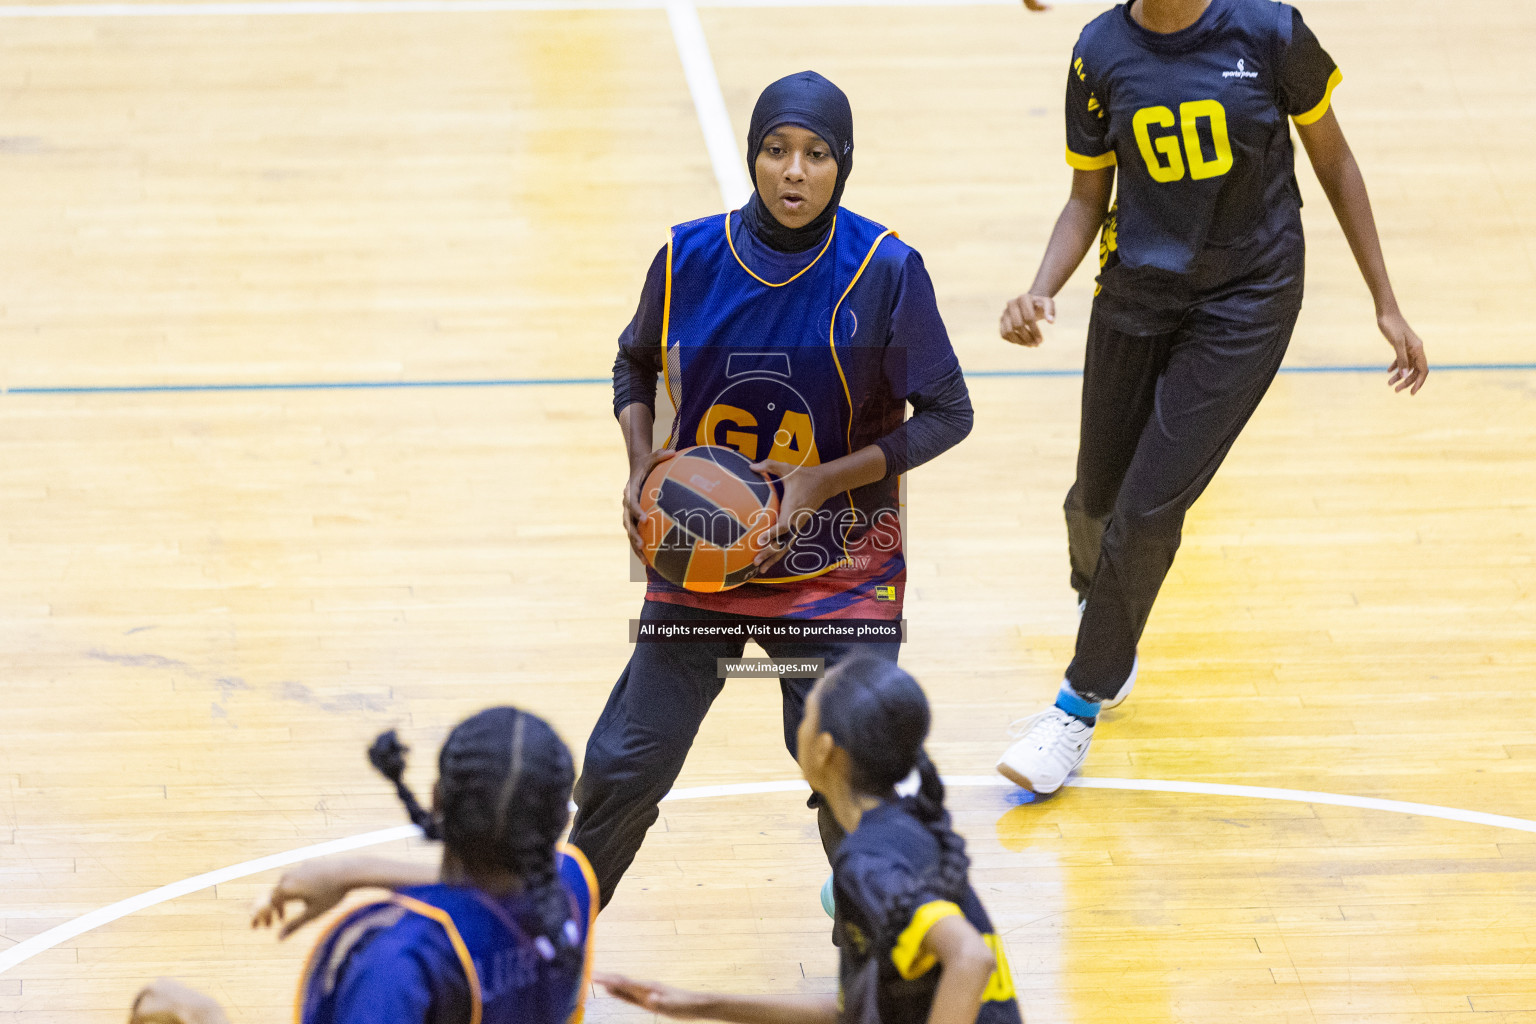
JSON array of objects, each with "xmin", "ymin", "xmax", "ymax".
[
  {"xmin": 996, "ymin": 0, "xmax": 1429, "ymax": 795},
  {"xmin": 582, "ymin": 70, "xmax": 973, "ymax": 907},
  {"xmin": 129, "ymin": 708, "xmax": 598, "ymax": 1024}
]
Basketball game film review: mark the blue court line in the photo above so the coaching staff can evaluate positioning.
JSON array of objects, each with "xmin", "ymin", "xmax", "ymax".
[
  {"xmin": 4, "ymin": 376, "xmax": 611, "ymax": 395},
  {"xmin": 1, "ymin": 363, "xmax": 1531, "ymax": 396},
  {"xmin": 968, "ymin": 362, "xmax": 1536, "ymax": 379}
]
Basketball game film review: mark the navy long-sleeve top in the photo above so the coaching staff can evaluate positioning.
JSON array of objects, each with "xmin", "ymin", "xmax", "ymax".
[{"xmin": 612, "ymin": 216, "xmax": 973, "ymax": 477}]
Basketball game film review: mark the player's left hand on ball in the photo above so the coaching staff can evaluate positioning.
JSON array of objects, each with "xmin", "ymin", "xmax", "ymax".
[
  {"xmin": 749, "ymin": 459, "xmax": 829, "ymax": 571},
  {"xmin": 1378, "ymin": 310, "xmax": 1428, "ymax": 395},
  {"xmin": 594, "ymin": 973, "xmax": 710, "ymax": 1019},
  {"xmin": 129, "ymin": 978, "xmax": 230, "ymax": 1024}
]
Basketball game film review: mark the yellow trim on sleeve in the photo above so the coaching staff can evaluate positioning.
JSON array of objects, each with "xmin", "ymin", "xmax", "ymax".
[
  {"xmin": 1293, "ymin": 66, "xmax": 1343, "ymax": 126},
  {"xmin": 560, "ymin": 843, "xmax": 601, "ymax": 1024},
  {"xmin": 1065, "ymin": 147, "xmax": 1117, "ymax": 171},
  {"xmin": 889, "ymin": 899, "xmax": 963, "ymax": 980},
  {"xmin": 293, "ymin": 900, "xmax": 366, "ymax": 1024},
  {"xmin": 980, "ymin": 934, "xmax": 1017, "ymax": 1002},
  {"xmin": 389, "ymin": 895, "xmax": 485, "ymax": 1024}
]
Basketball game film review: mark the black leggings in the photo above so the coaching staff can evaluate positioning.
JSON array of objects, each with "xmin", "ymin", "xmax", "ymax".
[
  {"xmin": 569, "ymin": 601, "xmax": 901, "ymax": 907},
  {"xmin": 1065, "ymin": 301, "xmax": 1299, "ymax": 701}
]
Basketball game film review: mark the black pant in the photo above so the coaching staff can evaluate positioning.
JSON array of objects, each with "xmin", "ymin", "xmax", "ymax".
[
  {"xmin": 1065, "ymin": 301, "xmax": 1299, "ymax": 701},
  {"xmin": 570, "ymin": 601, "xmax": 902, "ymax": 907}
]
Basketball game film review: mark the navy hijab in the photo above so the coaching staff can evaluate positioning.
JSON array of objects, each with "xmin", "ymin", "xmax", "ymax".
[{"xmin": 739, "ymin": 71, "xmax": 854, "ymax": 253}]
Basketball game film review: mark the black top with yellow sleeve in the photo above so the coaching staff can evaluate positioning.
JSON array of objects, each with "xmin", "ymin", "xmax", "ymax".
[
  {"xmin": 832, "ymin": 802, "xmax": 1020, "ymax": 1024},
  {"xmin": 1065, "ymin": 0, "xmax": 1341, "ymax": 330}
]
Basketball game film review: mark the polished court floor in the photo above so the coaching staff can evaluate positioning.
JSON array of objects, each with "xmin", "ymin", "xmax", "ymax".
[{"xmin": 1, "ymin": 0, "xmax": 1534, "ymax": 1020}]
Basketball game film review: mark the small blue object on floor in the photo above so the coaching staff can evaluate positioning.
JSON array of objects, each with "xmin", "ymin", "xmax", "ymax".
[{"xmin": 821, "ymin": 873, "xmax": 836, "ymax": 918}]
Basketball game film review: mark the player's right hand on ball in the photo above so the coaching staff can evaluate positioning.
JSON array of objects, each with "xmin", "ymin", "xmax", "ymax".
[
  {"xmin": 595, "ymin": 973, "xmax": 710, "ymax": 1019},
  {"xmin": 1000, "ymin": 293, "xmax": 1054, "ymax": 347},
  {"xmin": 623, "ymin": 449, "xmax": 676, "ymax": 556}
]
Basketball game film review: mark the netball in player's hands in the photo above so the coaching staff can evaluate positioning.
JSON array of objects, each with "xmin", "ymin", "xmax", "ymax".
[
  {"xmin": 581, "ymin": 70, "xmax": 973, "ymax": 907},
  {"xmin": 621, "ymin": 439, "xmax": 675, "ymax": 559}
]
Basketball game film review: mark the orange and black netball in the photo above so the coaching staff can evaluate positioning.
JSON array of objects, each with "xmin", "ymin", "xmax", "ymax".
[{"xmin": 638, "ymin": 445, "xmax": 780, "ymax": 593}]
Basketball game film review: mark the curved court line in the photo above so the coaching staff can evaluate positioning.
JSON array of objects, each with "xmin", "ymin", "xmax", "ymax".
[
  {"xmin": 4, "ymin": 774, "xmax": 1535, "ymax": 979},
  {"xmin": 3, "ymin": 362, "xmax": 1532, "ymax": 397},
  {"xmin": 0, "ymin": 824, "xmax": 420, "ymax": 978}
]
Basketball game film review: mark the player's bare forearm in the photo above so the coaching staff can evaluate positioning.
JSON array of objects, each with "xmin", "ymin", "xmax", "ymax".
[
  {"xmin": 920, "ymin": 916, "xmax": 999, "ymax": 1024},
  {"xmin": 819, "ymin": 444, "xmax": 888, "ymax": 493},
  {"xmin": 617, "ymin": 402, "xmax": 658, "ymax": 469},
  {"xmin": 752, "ymin": 445, "xmax": 886, "ymax": 514},
  {"xmin": 1299, "ymin": 109, "xmax": 1428, "ymax": 392},
  {"xmin": 1297, "ymin": 110, "xmax": 1399, "ymax": 317},
  {"xmin": 597, "ymin": 975, "xmax": 838, "ymax": 1024},
  {"xmin": 749, "ymin": 445, "xmax": 887, "ymax": 567},
  {"xmin": 326, "ymin": 855, "xmax": 437, "ymax": 891},
  {"xmin": 1029, "ymin": 167, "xmax": 1114, "ymax": 297},
  {"xmin": 692, "ymin": 992, "xmax": 840, "ymax": 1024}
]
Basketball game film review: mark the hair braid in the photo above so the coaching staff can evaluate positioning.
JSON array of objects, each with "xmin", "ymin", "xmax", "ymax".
[
  {"xmin": 368, "ymin": 730, "xmax": 441, "ymax": 840},
  {"xmin": 368, "ymin": 709, "xmax": 582, "ymax": 971},
  {"xmin": 815, "ymin": 658, "xmax": 972, "ymax": 942},
  {"xmin": 884, "ymin": 751, "xmax": 970, "ymax": 938}
]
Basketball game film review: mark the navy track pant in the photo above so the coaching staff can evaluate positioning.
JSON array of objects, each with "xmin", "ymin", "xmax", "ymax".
[
  {"xmin": 1066, "ymin": 301, "xmax": 1299, "ymax": 701},
  {"xmin": 569, "ymin": 600, "xmax": 901, "ymax": 907}
]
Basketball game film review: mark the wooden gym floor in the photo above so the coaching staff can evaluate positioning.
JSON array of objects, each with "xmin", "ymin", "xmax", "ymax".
[{"xmin": 1, "ymin": 0, "xmax": 1534, "ymax": 1020}]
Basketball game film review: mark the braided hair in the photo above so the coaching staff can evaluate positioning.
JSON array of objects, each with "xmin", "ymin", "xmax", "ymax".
[
  {"xmin": 815, "ymin": 657, "xmax": 970, "ymax": 939},
  {"xmin": 367, "ymin": 707, "xmax": 582, "ymax": 971}
]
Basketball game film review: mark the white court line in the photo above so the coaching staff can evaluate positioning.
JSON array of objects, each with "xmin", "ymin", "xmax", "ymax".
[
  {"xmin": 0, "ymin": 0, "xmax": 649, "ymax": 13},
  {"xmin": 0, "ymin": 0, "xmax": 1363, "ymax": 18},
  {"xmin": 665, "ymin": 0, "xmax": 754, "ymax": 209},
  {"xmin": 4, "ymin": 774, "xmax": 1534, "ymax": 979},
  {"xmin": 0, "ymin": 824, "xmax": 419, "ymax": 979}
]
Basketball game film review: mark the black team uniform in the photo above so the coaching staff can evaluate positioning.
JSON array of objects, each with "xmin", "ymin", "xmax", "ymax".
[{"xmin": 1059, "ymin": 0, "xmax": 1342, "ymax": 700}]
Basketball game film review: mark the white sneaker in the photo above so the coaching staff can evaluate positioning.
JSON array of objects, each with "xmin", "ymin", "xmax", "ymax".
[
  {"xmin": 996, "ymin": 706, "xmax": 1094, "ymax": 794},
  {"xmin": 1101, "ymin": 654, "xmax": 1138, "ymax": 710}
]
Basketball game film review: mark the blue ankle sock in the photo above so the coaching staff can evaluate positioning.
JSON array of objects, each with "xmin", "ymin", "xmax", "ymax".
[{"xmin": 1054, "ymin": 684, "xmax": 1100, "ymax": 726}]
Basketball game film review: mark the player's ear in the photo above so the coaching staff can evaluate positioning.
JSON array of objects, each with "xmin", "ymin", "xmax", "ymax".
[{"xmin": 811, "ymin": 731, "xmax": 843, "ymax": 780}]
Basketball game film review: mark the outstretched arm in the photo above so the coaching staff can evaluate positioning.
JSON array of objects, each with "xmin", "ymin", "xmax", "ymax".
[
  {"xmin": 250, "ymin": 855, "xmax": 437, "ymax": 939},
  {"xmin": 1000, "ymin": 167, "xmax": 1114, "ymax": 347},
  {"xmin": 596, "ymin": 974, "xmax": 839, "ymax": 1024},
  {"xmin": 1296, "ymin": 109, "xmax": 1428, "ymax": 394}
]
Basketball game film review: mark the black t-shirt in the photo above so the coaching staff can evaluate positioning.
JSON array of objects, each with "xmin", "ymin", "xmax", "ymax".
[
  {"xmin": 1065, "ymin": 0, "xmax": 1340, "ymax": 329},
  {"xmin": 832, "ymin": 802, "xmax": 1021, "ymax": 1024}
]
